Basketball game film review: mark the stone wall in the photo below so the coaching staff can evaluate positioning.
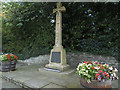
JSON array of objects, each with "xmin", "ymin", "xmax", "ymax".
[
  {"xmin": 67, "ymin": 52, "xmax": 118, "ymax": 69},
  {"xmin": 19, "ymin": 52, "xmax": 118, "ymax": 69}
]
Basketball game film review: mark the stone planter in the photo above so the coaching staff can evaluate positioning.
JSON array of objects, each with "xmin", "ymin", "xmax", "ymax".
[
  {"xmin": 80, "ymin": 78, "xmax": 112, "ymax": 88},
  {"xmin": 0, "ymin": 60, "xmax": 16, "ymax": 72}
]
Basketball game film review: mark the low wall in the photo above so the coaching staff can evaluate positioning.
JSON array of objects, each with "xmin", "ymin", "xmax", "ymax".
[
  {"xmin": 67, "ymin": 52, "xmax": 118, "ymax": 68},
  {"xmin": 19, "ymin": 52, "xmax": 118, "ymax": 69}
]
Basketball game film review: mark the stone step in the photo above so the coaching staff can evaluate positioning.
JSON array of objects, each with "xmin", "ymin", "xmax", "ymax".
[{"xmin": 38, "ymin": 68, "xmax": 75, "ymax": 76}]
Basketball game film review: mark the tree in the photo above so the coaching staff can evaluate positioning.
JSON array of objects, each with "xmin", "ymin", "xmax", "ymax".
[{"xmin": 2, "ymin": 2, "xmax": 119, "ymax": 60}]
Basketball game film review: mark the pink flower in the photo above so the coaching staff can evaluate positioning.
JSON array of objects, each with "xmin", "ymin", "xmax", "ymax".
[
  {"xmin": 98, "ymin": 70, "xmax": 102, "ymax": 73},
  {"xmin": 97, "ymin": 62, "xmax": 99, "ymax": 64},
  {"xmin": 106, "ymin": 73, "xmax": 109, "ymax": 76},
  {"xmin": 89, "ymin": 61, "xmax": 92, "ymax": 64},
  {"xmin": 96, "ymin": 77, "xmax": 98, "ymax": 80},
  {"xmin": 103, "ymin": 72, "xmax": 106, "ymax": 74},
  {"xmin": 96, "ymin": 74, "xmax": 100, "ymax": 77}
]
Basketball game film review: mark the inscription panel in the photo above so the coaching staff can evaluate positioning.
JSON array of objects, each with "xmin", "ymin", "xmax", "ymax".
[{"xmin": 51, "ymin": 52, "xmax": 61, "ymax": 63}]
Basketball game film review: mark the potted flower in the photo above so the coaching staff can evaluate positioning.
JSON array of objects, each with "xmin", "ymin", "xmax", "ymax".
[
  {"xmin": 0, "ymin": 53, "xmax": 18, "ymax": 72},
  {"xmin": 76, "ymin": 61, "xmax": 118, "ymax": 88}
]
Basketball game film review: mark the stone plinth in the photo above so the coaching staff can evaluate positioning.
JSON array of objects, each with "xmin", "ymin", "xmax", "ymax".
[
  {"xmin": 45, "ymin": 45, "xmax": 70, "ymax": 71},
  {"xmin": 45, "ymin": 63, "xmax": 70, "ymax": 72}
]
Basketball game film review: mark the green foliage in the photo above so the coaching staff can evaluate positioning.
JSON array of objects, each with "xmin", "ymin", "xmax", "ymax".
[
  {"xmin": 62, "ymin": 2, "xmax": 119, "ymax": 59},
  {"xmin": 2, "ymin": 2, "xmax": 119, "ymax": 60},
  {"xmin": 2, "ymin": 2, "xmax": 55, "ymax": 59}
]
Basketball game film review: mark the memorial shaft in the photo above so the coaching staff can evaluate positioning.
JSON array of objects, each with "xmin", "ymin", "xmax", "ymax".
[
  {"xmin": 53, "ymin": 2, "xmax": 66, "ymax": 48},
  {"xmin": 55, "ymin": 11, "xmax": 62, "ymax": 47}
]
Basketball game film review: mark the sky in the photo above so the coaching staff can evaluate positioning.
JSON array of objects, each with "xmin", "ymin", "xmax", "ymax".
[{"xmin": 1, "ymin": 0, "xmax": 119, "ymax": 2}]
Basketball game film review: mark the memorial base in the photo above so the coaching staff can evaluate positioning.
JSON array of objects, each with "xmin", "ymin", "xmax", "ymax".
[
  {"xmin": 45, "ymin": 63, "xmax": 70, "ymax": 72},
  {"xmin": 45, "ymin": 45, "xmax": 70, "ymax": 72}
]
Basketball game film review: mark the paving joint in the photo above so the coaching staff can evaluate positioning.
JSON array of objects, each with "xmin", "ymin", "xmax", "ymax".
[
  {"xmin": 40, "ymin": 82, "xmax": 52, "ymax": 88},
  {"xmin": 51, "ymin": 82, "xmax": 67, "ymax": 88}
]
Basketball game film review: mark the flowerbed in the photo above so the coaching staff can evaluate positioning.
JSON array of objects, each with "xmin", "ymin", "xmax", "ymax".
[
  {"xmin": 76, "ymin": 61, "xmax": 118, "ymax": 83},
  {"xmin": 0, "ymin": 54, "xmax": 18, "ymax": 72},
  {"xmin": 0, "ymin": 54, "xmax": 18, "ymax": 63}
]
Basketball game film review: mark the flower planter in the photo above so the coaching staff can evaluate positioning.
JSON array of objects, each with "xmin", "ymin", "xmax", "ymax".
[
  {"xmin": 80, "ymin": 78, "xmax": 112, "ymax": 88},
  {"xmin": 0, "ymin": 60, "xmax": 16, "ymax": 72},
  {"xmin": 76, "ymin": 61, "xmax": 118, "ymax": 89}
]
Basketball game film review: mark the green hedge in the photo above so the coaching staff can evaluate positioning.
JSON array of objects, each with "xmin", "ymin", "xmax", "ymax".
[{"xmin": 2, "ymin": 2, "xmax": 119, "ymax": 60}]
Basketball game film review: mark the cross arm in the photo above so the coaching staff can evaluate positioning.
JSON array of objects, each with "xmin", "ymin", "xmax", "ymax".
[
  {"xmin": 53, "ymin": 6, "xmax": 66, "ymax": 14},
  {"xmin": 60, "ymin": 6, "xmax": 66, "ymax": 12},
  {"xmin": 53, "ymin": 9, "xmax": 57, "ymax": 13}
]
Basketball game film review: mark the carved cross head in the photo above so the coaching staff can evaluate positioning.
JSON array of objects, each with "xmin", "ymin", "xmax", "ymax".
[
  {"xmin": 53, "ymin": 2, "xmax": 66, "ymax": 14},
  {"xmin": 57, "ymin": 2, "xmax": 62, "ymax": 8}
]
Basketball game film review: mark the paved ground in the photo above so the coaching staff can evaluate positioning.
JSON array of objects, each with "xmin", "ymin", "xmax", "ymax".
[
  {"xmin": 1, "ymin": 61, "xmax": 119, "ymax": 89},
  {"xmin": 1, "ymin": 79, "xmax": 22, "ymax": 89},
  {"xmin": 0, "ymin": 63, "xmax": 26, "ymax": 89}
]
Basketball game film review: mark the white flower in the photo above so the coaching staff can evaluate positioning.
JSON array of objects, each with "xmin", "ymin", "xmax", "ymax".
[
  {"xmin": 111, "ymin": 74, "xmax": 113, "ymax": 77},
  {"xmin": 81, "ymin": 68, "xmax": 85, "ymax": 71},
  {"xmin": 114, "ymin": 68, "xmax": 118, "ymax": 72},
  {"xmin": 86, "ymin": 70, "xmax": 88, "ymax": 73},
  {"xmin": 87, "ymin": 79, "xmax": 91, "ymax": 83},
  {"xmin": 103, "ymin": 64, "xmax": 106, "ymax": 67},
  {"xmin": 86, "ymin": 65, "xmax": 90, "ymax": 69},
  {"xmin": 116, "ymin": 76, "xmax": 119, "ymax": 79},
  {"xmin": 95, "ymin": 67, "xmax": 100, "ymax": 69},
  {"xmin": 83, "ymin": 72, "xmax": 86, "ymax": 75},
  {"xmin": 88, "ymin": 64, "xmax": 92, "ymax": 66},
  {"xmin": 113, "ymin": 73, "xmax": 116, "ymax": 77},
  {"xmin": 77, "ymin": 68, "xmax": 79, "ymax": 71},
  {"xmin": 109, "ymin": 66, "xmax": 113, "ymax": 70},
  {"xmin": 78, "ymin": 63, "xmax": 84, "ymax": 67}
]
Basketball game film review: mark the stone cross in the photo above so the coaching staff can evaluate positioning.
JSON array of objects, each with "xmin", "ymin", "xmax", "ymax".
[
  {"xmin": 45, "ymin": 2, "xmax": 70, "ymax": 71},
  {"xmin": 53, "ymin": 2, "xmax": 66, "ymax": 47}
]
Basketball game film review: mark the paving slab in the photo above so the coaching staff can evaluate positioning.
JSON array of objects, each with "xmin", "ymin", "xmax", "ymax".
[
  {"xmin": 1, "ymin": 62, "xmax": 119, "ymax": 89},
  {"xmin": 38, "ymin": 68, "xmax": 82, "ymax": 88},
  {"xmin": 2, "ymin": 79, "xmax": 22, "ymax": 88},
  {"xmin": 24, "ymin": 78, "xmax": 51, "ymax": 88},
  {"xmin": 112, "ymin": 80, "xmax": 118, "ymax": 88}
]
